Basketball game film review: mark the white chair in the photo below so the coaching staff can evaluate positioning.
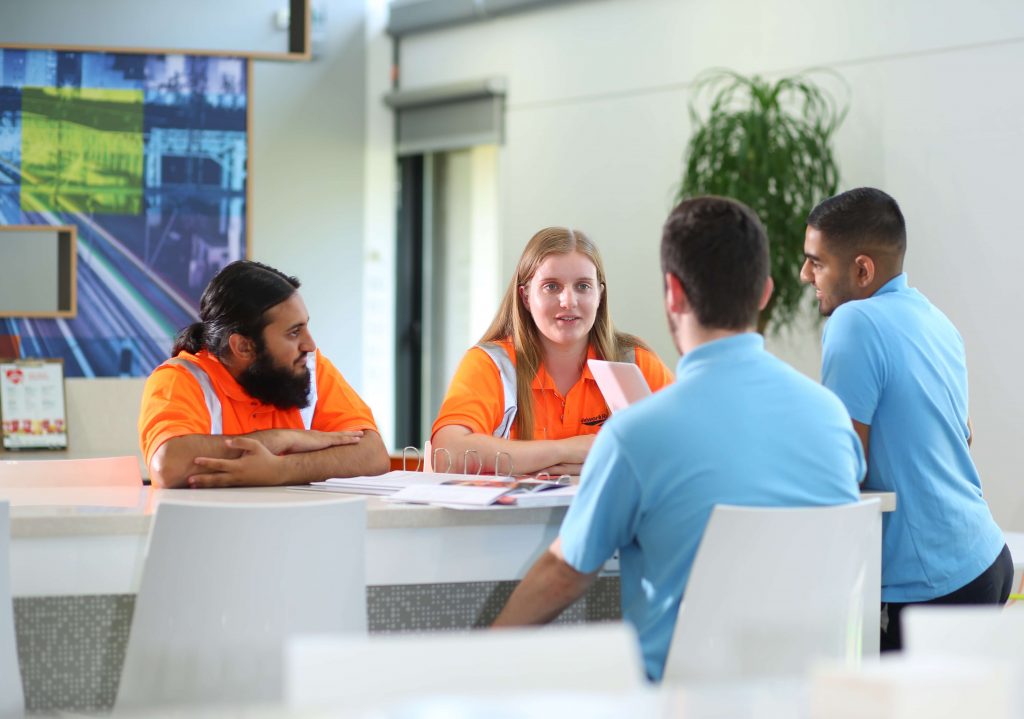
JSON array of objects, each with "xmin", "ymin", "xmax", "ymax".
[
  {"xmin": 0, "ymin": 501, "xmax": 25, "ymax": 717},
  {"xmin": 663, "ymin": 499, "xmax": 880, "ymax": 684},
  {"xmin": 285, "ymin": 622, "xmax": 646, "ymax": 712},
  {"xmin": 0, "ymin": 456, "xmax": 141, "ymax": 487},
  {"xmin": 115, "ymin": 497, "xmax": 367, "ymax": 712}
]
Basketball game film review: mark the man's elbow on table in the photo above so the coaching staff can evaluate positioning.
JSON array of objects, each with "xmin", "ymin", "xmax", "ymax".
[
  {"xmin": 359, "ymin": 430, "xmax": 392, "ymax": 477},
  {"xmin": 147, "ymin": 440, "xmax": 191, "ymax": 489},
  {"xmin": 368, "ymin": 452, "xmax": 391, "ymax": 477}
]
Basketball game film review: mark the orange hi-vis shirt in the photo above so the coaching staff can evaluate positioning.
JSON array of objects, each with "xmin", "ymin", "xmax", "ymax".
[
  {"xmin": 431, "ymin": 338, "xmax": 674, "ymax": 441},
  {"xmin": 138, "ymin": 348, "xmax": 378, "ymax": 464}
]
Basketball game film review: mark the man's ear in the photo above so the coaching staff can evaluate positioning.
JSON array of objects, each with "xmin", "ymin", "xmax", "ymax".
[
  {"xmin": 758, "ymin": 276, "xmax": 775, "ymax": 311},
  {"xmin": 227, "ymin": 333, "xmax": 256, "ymax": 362},
  {"xmin": 665, "ymin": 272, "xmax": 688, "ymax": 314},
  {"xmin": 853, "ymin": 254, "xmax": 876, "ymax": 288}
]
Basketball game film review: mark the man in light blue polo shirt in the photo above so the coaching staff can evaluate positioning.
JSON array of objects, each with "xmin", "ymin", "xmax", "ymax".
[
  {"xmin": 801, "ymin": 187, "xmax": 1012, "ymax": 652},
  {"xmin": 494, "ymin": 196, "xmax": 864, "ymax": 681}
]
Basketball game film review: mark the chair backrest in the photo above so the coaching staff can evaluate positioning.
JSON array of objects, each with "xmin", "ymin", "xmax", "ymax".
[
  {"xmin": 116, "ymin": 497, "xmax": 367, "ymax": 712},
  {"xmin": 285, "ymin": 623, "xmax": 646, "ymax": 712},
  {"xmin": 663, "ymin": 499, "xmax": 880, "ymax": 684},
  {"xmin": 0, "ymin": 501, "xmax": 25, "ymax": 717},
  {"xmin": 0, "ymin": 456, "xmax": 141, "ymax": 488}
]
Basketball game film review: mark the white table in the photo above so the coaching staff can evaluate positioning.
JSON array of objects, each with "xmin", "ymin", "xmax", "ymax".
[
  {"xmin": 6, "ymin": 486, "xmax": 573, "ymax": 595},
  {"xmin": 5, "ymin": 486, "xmax": 895, "ymax": 592},
  {"xmin": 2, "ymin": 485, "xmax": 893, "ymax": 713}
]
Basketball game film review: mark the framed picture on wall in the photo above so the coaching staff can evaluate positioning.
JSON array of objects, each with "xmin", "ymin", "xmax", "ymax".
[
  {"xmin": 0, "ymin": 358, "xmax": 68, "ymax": 450},
  {"xmin": 0, "ymin": 47, "xmax": 251, "ymax": 378},
  {"xmin": 0, "ymin": 225, "xmax": 77, "ymax": 318}
]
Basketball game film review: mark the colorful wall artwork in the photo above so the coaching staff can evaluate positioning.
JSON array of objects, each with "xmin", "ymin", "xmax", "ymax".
[{"xmin": 0, "ymin": 49, "xmax": 249, "ymax": 376}]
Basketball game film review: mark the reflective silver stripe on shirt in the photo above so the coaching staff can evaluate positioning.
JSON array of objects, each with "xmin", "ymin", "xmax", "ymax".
[
  {"xmin": 164, "ymin": 353, "xmax": 318, "ymax": 433},
  {"xmin": 165, "ymin": 358, "xmax": 223, "ymax": 434},
  {"xmin": 474, "ymin": 343, "xmax": 639, "ymax": 439},
  {"xmin": 299, "ymin": 352, "xmax": 317, "ymax": 431},
  {"xmin": 476, "ymin": 342, "xmax": 517, "ymax": 439}
]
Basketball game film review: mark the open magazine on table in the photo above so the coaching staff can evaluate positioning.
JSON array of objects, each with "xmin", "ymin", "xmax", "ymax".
[
  {"xmin": 387, "ymin": 476, "xmax": 577, "ymax": 508},
  {"xmin": 290, "ymin": 471, "xmax": 577, "ymax": 508}
]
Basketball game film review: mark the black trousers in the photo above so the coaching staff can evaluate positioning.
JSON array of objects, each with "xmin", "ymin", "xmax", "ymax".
[{"xmin": 880, "ymin": 542, "xmax": 1014, "ymax": 652}]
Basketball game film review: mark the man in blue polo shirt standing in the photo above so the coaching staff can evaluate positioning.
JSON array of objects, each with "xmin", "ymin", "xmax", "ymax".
[
  {"xmin": 801, "ymin": 187, "xmax": 1012, "ymax": 651},
  {"xmin": 494, "ymin": 196, "xmax": 864, "ymax": 681}
]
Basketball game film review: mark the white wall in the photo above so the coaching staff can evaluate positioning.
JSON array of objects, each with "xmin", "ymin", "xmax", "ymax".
[
  {"xmin": 250, "ymin": 1, "xmax": 368, "ymax": 388},
  {"xmin": 368, "ymin": 0, "xmax": 1024, "ymax": 529},
  {"xmin": 361, "ymin": 0, "xmax": 396, "ymax": 447}
]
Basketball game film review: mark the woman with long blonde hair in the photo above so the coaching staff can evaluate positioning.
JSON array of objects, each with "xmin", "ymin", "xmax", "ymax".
[{"xmin": 431, "ymin": 227, "xmax": 672, "ymax": 475}]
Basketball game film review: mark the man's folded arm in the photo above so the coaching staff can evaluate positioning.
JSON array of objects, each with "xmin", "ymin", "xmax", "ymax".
[
  {"xmin": 274, "ymin": 429, "xmax": 390, "ymax": 484},
  {"xmin": 149, "ymin": 428, "xmax": 389, "ymax": 488},
  {"xmin": 150, "ymin": 433, "xmax": 244, "ymax": 488}
]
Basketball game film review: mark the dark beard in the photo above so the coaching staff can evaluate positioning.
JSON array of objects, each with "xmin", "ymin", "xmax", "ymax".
[{"xmin": 237, "ymin": 349, "xmax": 311, "ymax": 410}]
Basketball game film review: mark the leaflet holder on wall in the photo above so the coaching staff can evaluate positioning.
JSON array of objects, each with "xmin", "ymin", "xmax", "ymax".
[{"xmin": 0, "ymin": 358, "xmax": 68, "ymax": 451}]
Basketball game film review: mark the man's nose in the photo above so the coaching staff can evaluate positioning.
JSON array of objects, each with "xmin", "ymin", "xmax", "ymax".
[
  {"xmin": 300, "ymin": 330, "xmax": 316, "ymax": 353},
  {"xmin": 799, "ymin": 260, "xmax": 813, "ymax": 284}
]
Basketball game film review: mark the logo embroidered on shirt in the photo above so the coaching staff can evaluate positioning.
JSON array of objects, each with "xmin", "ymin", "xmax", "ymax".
[{"xmin": 581, "ymin": 413, "xmax": 609, "ymax": 426}]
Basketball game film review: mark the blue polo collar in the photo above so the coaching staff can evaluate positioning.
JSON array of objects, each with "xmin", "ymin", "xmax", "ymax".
[
  {"xmin": 676, "ymin": 332, "xmax": 764, "ymax": 377},
  {"xmin": 873, "ymin": 273, "xmax": 908, "ymax": 297}
]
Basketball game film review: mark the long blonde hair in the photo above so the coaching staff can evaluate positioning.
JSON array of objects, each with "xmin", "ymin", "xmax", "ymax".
[{"xmin": 480, "ymin": 227, "xmax": 648, "ymax": 439}]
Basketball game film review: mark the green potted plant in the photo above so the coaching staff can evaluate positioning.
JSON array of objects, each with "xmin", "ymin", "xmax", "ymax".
[{"xmin": 678, "ymin": 69, "xmax": 847, "ymax": 333}]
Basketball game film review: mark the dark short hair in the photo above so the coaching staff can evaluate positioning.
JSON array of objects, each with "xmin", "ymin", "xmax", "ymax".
[
  {"xmin": 806, "ymin": 187, "xmax": 906, "ymax": 259},
  {"xmin": 661, "ymin": 196, "xmax": 769, "ymax": 330},
  {"xmin": 172, "ymin": 260, "xmax": 300, "ymax": 357}
]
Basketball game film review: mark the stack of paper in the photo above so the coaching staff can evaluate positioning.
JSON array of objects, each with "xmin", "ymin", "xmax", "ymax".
[
  {"xmin": 292, "ymin": 470, "xmax": 449, "ymax": 496},
  {"xmin": 293, "ymin": 472, "xmax": 579, "ymax": 509},
  {"xmin": 511, "ymin": 485, "xmax": 577, "ymax": 508}
]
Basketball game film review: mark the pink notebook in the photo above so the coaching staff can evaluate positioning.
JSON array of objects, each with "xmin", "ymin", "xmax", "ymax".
[{"xmin": 587, "ymin": 359, "xmax": 652, "ymax": 413}]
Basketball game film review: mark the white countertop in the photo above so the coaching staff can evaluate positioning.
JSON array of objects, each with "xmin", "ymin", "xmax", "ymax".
[
  {"xmin": 3, "ymin": 486, "xmax": 571, "ymax": 537},
  {"xmin": 1, "ymin": 484, "xmax": 895, "ymax": 598},
  {"xmin": 0, "ymin": 448, "xmax": 149, "ymax": 478},
  {"xmin": 2, "ymin": 485, "xmax": 895, "ymax": 538}
]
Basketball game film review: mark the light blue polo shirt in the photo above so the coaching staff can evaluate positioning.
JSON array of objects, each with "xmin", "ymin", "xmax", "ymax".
[
  {"xmin": 559, "ymin": 333, "xmax": 863, "ymax": 681},
  {"xmin": 821, "ymin": 273, "xmax": 1004, "ymax": 603}
]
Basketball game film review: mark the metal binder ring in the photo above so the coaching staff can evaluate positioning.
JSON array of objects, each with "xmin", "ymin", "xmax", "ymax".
[
  {"xmin": 463, "ymin": 449, "xmax": 482, "ymax": 475},
  {"xmin": 432, "ymin": 447, "xmax": 453, "ymax": 473},
  {"xmin": 494, "ymin": 451, "xmax": 514, "ymax": 478},
  {"xmin": 401, "ymin": 446, "xmax": 421, "ymax": 472}
]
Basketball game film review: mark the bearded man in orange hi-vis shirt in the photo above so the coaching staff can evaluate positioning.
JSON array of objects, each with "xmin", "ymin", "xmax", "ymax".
[{"xmin": 138, "ymin": 260, "xmax": 389, "ymax": 488}]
